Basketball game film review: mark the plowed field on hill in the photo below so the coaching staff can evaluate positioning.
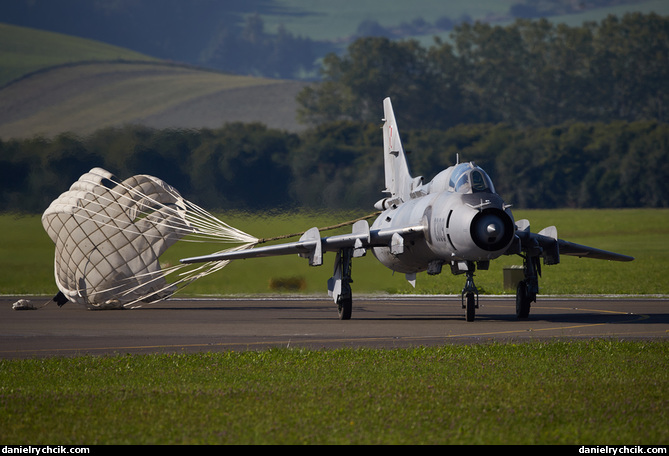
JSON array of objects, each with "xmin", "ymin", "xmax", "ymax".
[{"xmin": 0, "ymin": 62, "xmax": 307, "ymax": 139}]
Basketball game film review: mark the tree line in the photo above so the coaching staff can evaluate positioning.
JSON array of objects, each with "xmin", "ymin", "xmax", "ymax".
[
  {"xmin": 297, "ymin": 13, "xmax": 669, "ymax": 128},
  {"xmin": 2, "ymin": 119, "xmax": 667, "ymax": 214}
]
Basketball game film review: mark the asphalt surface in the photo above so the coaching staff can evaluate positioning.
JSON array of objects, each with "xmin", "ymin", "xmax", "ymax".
[{"xmin": 1, "ymin": 295, "xmax": 667, "ymax": 358}]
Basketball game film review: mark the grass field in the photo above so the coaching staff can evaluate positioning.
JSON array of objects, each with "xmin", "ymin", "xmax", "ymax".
[
  {"xmin": 1, "ymin": 208, "xmax": 667, "ymax": 298},
  {"xmin": 0, "ymin": 341, "xmax": 666, "ymax": 444},
  {"xmin": 0, "ymin": 23, "xmax": 156, "ymax": 87},
  {"xmin": 0, "ymin": 62, "xmax": 298, "ymax": 139},
  {"xmin": 0, "ymin": 22, "xmax": 305, "ymax": 139}
]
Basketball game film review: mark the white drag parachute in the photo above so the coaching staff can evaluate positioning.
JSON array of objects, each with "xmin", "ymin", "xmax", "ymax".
[{"xmin": 41, "ymin": 168, "xmax": 257, "ymax": 309}]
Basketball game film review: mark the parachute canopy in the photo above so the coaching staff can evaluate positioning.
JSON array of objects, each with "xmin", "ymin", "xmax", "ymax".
[{"xmin": 42, "ymin": 168, "xmax": 257, "ymax": 309}]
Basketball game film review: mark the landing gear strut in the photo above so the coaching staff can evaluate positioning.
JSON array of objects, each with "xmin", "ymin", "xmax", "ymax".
[
  {"xmin": 329, "ymin": 248, "xmax": 353, "ymax": 320},
  {"xmin": 461, "ymin": 261, "xmax": 479, "ymax": 322},
  {"xmin": 516, "ymin": 254, "xmax": 539, "ymax": 318}
]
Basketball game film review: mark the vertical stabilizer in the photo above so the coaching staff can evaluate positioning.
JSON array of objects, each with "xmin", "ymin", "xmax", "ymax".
[{"xmin": 382, "ymin": 97, "xmax": 413, "ymax": 203}]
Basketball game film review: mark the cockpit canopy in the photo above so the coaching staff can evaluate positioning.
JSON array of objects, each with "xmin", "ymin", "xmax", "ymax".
[{"xmin": 449, "ymin": 163, "xmax": 495, "ymax": 194}]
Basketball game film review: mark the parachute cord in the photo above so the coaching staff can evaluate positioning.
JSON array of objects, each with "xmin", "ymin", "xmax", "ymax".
[{"xmin": 255, "ymin": 211, "xmax": 381, "ymax": 245}]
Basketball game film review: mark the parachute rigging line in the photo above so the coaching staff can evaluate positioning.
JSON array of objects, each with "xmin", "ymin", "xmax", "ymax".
[{"xmin": 42, "ymin": 168, "xmax": 258, "ymax": 309}]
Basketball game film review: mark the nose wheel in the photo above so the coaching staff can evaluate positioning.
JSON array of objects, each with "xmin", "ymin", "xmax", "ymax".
[{"xmin": 461, "ymin": 262, "xmax": 479, "ymax": 322}]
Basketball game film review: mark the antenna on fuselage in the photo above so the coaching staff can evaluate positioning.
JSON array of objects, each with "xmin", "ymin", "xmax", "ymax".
[{"xmin": 456, "ymin": 153, "xmax": 460, "ymax": 165}]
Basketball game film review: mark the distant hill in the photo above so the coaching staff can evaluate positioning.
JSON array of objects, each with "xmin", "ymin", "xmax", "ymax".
[
  {"xmin": 0, "ymin": 24, "xmax": 307, "ymax": 139},
  {"xmin": 0, "ymin": 61, "xmax": 307, "ymax": 139},
  {"xmin": 0, "ymin": 23, "xmax": 157, "ymax": 87}
]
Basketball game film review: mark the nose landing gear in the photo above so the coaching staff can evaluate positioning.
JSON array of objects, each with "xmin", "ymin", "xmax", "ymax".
[{"xmin": 460, "ymin": 261, "xmax": 479, "ymax": 322}]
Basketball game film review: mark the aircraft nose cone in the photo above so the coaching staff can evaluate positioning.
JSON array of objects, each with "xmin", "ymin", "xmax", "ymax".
[{"xmin": 486, "ymin": 223, "xmax": 499, "ymax": 236}]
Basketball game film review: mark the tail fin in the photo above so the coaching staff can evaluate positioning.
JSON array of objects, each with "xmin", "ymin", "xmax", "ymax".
[{"xmin": 382, "ymin": 97, "xmax": 414, "ymax": 203}]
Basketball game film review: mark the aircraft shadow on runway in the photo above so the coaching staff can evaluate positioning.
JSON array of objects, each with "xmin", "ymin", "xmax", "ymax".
[{"xmin": 136, "ymin": 302, "xmax": 669, "ymax": 325}]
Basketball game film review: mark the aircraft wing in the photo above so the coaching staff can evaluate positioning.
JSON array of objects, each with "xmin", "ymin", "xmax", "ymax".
[
  {"xmin": 180, "ymin": 220, "xmax": 426, "ymax": 266},
  {"xmin": 181, "ymin": 232, "xmax": 321, "ymax": 264},
  {"xmin": 514, "ymin": 220, "xmax": 634, "ymax": 264},
  {"xmin": 556, "ymin": 238, "xmax": 634, "ymax": 261}
]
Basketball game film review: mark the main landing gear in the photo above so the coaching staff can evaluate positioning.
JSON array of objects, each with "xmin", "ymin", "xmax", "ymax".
[
  {"xmin": 515, "ymin": 254, "xmax": 539, "ymax": 319},
  {"xmin": 329, "ymin": 247, "xmax": 354, "ymax": 320}
]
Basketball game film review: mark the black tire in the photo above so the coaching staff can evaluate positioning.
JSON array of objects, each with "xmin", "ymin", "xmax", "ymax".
[
  {"xmin": 465, "ymin": 293, "xmax": 476, "ymax": 322},
  {"xmin": 516, "ymin": 281, "xmax": 531, "ymax": 319},
  {"xmin": 337, "ymin": 296, "xmax": 352, "ymax": 320},
  {"xmin": 337, "ymin": 281, "xmax": 352, "ymax": 320}
]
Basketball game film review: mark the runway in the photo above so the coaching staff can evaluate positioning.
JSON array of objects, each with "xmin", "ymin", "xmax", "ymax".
[{"xmin": 1, "ymin": 295, "xmax": 667, "ymax": 358}]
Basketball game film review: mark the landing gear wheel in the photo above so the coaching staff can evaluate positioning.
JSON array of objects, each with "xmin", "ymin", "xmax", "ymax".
[
  {"xmin": 515, "ymin": 281, "xmax": 531, "ymax": 319},
  {"xmin": 461, "ymin": 263, "xmax": 479, "ymax": 322},
  {"xmin": 332, "ymin": 249, "xmax": 353, "ymax": 320},
  {"xmin": 465, "ymin": 293, "xmax": 476, "ymax": 322},
  {"xmin": 337, "ymin": 296, "xmax": 352, "ymax": 320}
]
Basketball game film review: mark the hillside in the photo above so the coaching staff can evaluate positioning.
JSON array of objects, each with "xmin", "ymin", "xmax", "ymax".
[
  {"xmin": 0, "ymin": 23, "xmax": 307, "ymax": 139},
  {"xmin": 0, "ymin": 61, "xmax": 307, "ymax": 139}
]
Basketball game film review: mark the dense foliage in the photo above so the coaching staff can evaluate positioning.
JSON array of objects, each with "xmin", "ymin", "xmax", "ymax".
[
  {"xmin": 2, "ymin": 119, "xmax": 667, "ymax": 213},
  {"xmin": 298, "ymin": 13, "xmax": 669, "ymax": 128}
]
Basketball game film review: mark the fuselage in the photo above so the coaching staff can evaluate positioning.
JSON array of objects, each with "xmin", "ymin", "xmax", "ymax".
[{"xmin": 370, "ymin": 162, "xmax": 515, "ymax": 274}]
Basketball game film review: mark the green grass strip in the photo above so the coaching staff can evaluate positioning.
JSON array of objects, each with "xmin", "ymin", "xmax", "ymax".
[{"xmin": 1, "ymin": 340, "xmax": 667, "ymax": 444}]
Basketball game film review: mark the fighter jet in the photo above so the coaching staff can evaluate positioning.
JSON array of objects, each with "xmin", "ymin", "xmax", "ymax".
[{"xmin": 181, "ymin": 97, "xmax": 633, "ymax": 321}]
